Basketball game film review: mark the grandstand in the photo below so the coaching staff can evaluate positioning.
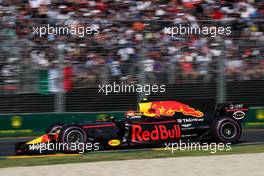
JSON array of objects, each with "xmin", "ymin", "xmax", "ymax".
[{"xmin": 0, "ymin": 0, "xmax": 263, "ymax": 113}]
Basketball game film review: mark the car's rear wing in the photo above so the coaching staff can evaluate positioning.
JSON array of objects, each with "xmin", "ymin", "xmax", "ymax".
[{"xmin": 215, "ymin": 103, "xmax": 249, "ymax": 120}]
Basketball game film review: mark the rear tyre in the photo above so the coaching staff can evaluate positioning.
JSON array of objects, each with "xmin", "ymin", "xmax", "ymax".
[{"xmin": 211, "ymin": 117, "xmax": 241, "ymax": 143}]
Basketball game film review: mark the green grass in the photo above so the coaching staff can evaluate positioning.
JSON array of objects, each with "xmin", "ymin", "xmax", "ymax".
[{"xmin": 0, "ymin": 144, "xmax": 264, "ymax": 168}]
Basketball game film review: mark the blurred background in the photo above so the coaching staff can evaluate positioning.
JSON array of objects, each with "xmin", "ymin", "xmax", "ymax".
[{"xmin": 0, "ymin": 0, "xmax": 263, "ymax": 114}]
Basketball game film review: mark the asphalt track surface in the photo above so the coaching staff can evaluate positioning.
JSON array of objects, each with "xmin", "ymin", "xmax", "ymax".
[
  {"xmin": 0, "ymin": 129, "xmax": 263, "ymax": 157},
  {"xmin": 2, "ymin": 153, "xmax": 263, "ymax": 176}
]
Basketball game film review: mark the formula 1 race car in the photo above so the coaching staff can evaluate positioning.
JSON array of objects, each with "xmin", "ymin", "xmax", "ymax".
[{"xmin": 15, "ymin": 100, "xmax": 248, "ymax": 154}]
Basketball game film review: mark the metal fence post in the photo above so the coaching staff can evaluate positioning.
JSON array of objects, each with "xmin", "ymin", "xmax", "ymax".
[
  {"xmin": 217, "ymin": 42, "xmax": 226, "ymax": 104},
  {"xmin": 138, "ymin": 35, "xmax": 146, "ymax": 102},
  {"xmin": 168, "ymin": 62, "xmax": 176, "ymax": 84},
  {"xmin": 55, "ymin": 42, "xmax": 65, "ymax": 112}
]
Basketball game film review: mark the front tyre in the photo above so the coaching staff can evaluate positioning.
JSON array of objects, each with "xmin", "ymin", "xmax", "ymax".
[
  {"xmin": 211, "ymin": 117, "xmax": 241, "ymax": 143},
  {"xmin": 59, "ymin": 125, "xmax": 87, "ymax": 153}
]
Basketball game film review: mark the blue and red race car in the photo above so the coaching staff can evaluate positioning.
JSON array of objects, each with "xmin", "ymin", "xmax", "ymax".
[{"xmin": 15, "ymin": 100, "xmax": 248, "ymax": 154}]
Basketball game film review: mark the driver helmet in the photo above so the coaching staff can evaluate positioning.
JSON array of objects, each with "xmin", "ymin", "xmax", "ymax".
[{"xmin": 125, "ymin": 111, "xmax": 135, "ymax": 118}]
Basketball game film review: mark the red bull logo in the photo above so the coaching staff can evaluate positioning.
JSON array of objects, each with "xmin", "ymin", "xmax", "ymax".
[
  {"xmin": 139, "ymin": 101, "xmax": 204, "ymax": 118},
  {"xmin": 132, "ymin": 124, "xmax": 181, "ymax": 142}
]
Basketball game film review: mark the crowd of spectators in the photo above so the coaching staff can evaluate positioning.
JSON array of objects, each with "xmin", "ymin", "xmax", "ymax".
[{"xmin": 0, "ymin": 0, "xmax": 264, "ymax": 92}]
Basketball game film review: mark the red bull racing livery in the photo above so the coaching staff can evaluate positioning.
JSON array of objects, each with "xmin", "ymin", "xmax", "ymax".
[
  {"xmin": 138, "ymin": 101, "xmax": 204, "ymax": 117},
  {"xmin": 131, "ymin": 121, "xmax": 181, "ymax": 142},
  {"xmin": 15, "ymin": 100, "xmax": 249, "ymax": 154}
]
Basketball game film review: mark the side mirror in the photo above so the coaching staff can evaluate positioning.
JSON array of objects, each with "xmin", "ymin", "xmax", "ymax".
[{"xmin": 109, "ymin": 116, "xmax": 116, "ymax": 121}]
